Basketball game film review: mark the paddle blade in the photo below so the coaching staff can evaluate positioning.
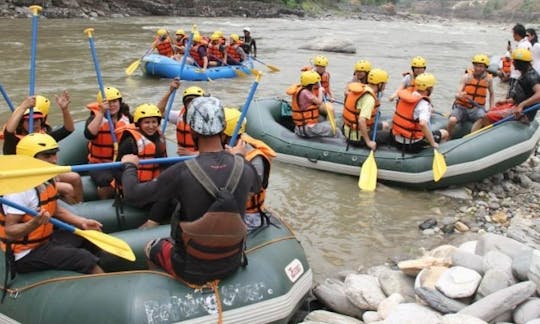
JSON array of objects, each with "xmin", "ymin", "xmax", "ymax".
[
  {"xmin": 433, "ymin": 149, "xmax": 447, "ymax": 182},
  {"xmin": 359, "ymin": 151, "xmax": 378, "ymax": 191},
  {"xmin": 74, "ymin": 228, "xmax": 136, "ymax": 261},
  {"xmin": 125, "ymin": 59, "xmax": 141, "ymax": 75},
  {"xmin": 325, "ymin": 103, "xmax": 336, "ymax": 135},
  {"xmin": 234, "ymin": 69, "xmax": 248, "ymax": 78},
  {"xmin": 0, "ymin": 155, "xmax": 71, "ymax": 194}
]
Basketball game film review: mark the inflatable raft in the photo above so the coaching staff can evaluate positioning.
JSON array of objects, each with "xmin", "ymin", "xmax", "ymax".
[
  {"xmin": 246, "ymin": 98, "xmax": 540, "ymax": 189},
  {"xmin": 141, "ymin": 54, "xmax": 254, "ymax": 81},
  {"xmin": 0, "ymin": 121, "xmax": 312, "ymax": 323}
]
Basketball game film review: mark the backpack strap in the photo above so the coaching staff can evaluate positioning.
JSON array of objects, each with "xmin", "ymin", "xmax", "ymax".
[{"xmin": 185, "ymin": 155, "xmax": 245, "ymax": 197}]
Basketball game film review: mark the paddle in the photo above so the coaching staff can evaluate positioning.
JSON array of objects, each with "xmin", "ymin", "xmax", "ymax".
[
  {"xmin": 465, "ymin": 102, "xmax": 540, "ymax": 138},
  {"xmin": 0, "ymin": 197, "xmax": 135, "ymax": 262},
  {"xmin": 219, "ymin": 55, "xmax": 258, "ymax": 77},
  {"xmin": 358, "ymin": 110, "xmax": 381, "ymax": 191},
  {"xmin": 208, "ymin": 54, "xmax": 248, "ymax": 78},
  {"xmin": 125, "ymin": 46, "xmax": 154, "ymax": 76},
  {"xmin": 0, "ymin": 83, "xmax": 15, "ymax": 111},
  {"xmin": 319, "ymin": 82, "xmax": 336, "ymax": 135},
  {"xmin": 84, "ymin": 28, "xmax": 118, "ymax": 160},
  {"xmin": 251, "ymin": 56, "xmax": 280, "ymax": 72},
  {"xmin": 228, "ymin": 71, "xmax": 263, "ymax": 146},
  {"xmin": 433, "ymin": 148, "xmax": 447, "ymax": 182},
  {"xmin": 161, "ymin": 25, "xmax": 196, "ymax": 134},
  {"xmin": 27, "ymin": 5, "xmax": 42, "ymax": 133},
  {"xmin": 0, "ymin": 155, "xmax": 195, "ymax": 195}
]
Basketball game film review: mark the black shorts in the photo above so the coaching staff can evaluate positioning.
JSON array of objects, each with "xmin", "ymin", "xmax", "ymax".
[
  {"xmin": 393, "ymin": 130, "xmax": 442, "ymax": 153},
  {"xmin": 15, "ymin": 230, "xmax": 99, "ymax": 274},
  {"xmin": 89, "ymin": 169, "xmax": 115, "ymax": 187}
]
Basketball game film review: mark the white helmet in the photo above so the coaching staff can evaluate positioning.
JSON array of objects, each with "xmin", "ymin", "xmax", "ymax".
[
  {"xmin": 243, "ymin": 27, "xmax": 251, "ymax": 33},
  {"xmin": 187, "ymin": 96, "xmax": 225, "ymax": 136}
]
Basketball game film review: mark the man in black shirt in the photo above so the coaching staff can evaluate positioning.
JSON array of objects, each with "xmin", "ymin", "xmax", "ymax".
[
  {"xmin": 121, "ymin": 96, "xmax": 260, "ymax": 284},
  {"xmin": 241, "ymin": 27, "xmax": 257, "ymax": 57}
]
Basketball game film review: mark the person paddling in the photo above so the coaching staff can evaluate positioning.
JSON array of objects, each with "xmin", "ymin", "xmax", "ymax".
[{"xmin": 389, "ymin": 56, "xmax": 427, "ymax": 102}]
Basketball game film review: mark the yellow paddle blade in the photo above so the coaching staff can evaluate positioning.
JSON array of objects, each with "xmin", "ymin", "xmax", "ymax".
[
  {"xmin": 266, "ymin": 64, "xmax": 280, "ymax": 72},
  {"xmin": 73, "ymin": 228, "xmax": 136, "ymax": 261},
  {"xmin": 433, "ymin": 149, "xmax": 447, "ymax": 182},
  {"xmin": 0, "ymin": 155, "xmax": 71, "ymax": 195},
  {"xmin": 359, "ymin": 150, "xmax": 378, "ymax": 191},
  {"xmin": 325, "ymin": 103, "xmax": 336, "ymax": 135},
  {"xmin": 234, "ymin": 69, "xmax": 248, "ymax": 78},
  {"xmin": 125, "ymin": 59, "xmax": 141, "ymax": 76}
]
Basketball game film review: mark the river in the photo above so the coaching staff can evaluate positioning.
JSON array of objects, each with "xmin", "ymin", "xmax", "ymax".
[{"xmin": 0, "ymin": 16, "xmax": 513, "ymax": 281}]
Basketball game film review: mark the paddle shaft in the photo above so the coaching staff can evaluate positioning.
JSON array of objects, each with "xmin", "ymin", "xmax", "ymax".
[
  {"xmin": 162, "ymin": 27, "xmax": 195, "ymax": 134},
  {"xmin": 0, "ymin": 84, "xmax": 15, "ymax": 111},
  {"xmin": 28, "ymin": 6, "xmax": 42, "ymax": 133},
  {"xmin": 85, "ymin": 29, "xmax": 117, "ymax": 147},
  {"xmin": 0, "ymin": 197, "xmax": 78, "ymax": 233},
  {"xmin": 492, "ymin": 102, "xmax": 540, "ymax": 127},
  {"xmin": 228, "ymin": 73, "xmax": 262, "ymax": 146},
  {"xmin": 71, "ymin": 156, "xmax": 195, "ymax": 173},
  {"xmin": 251, "ymin": 56, "xmax": 278, "ymax": 71}
]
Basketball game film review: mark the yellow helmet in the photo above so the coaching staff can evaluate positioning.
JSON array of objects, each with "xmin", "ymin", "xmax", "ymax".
[
  {"xmin": 97, "ymin": 86, "xmax": 122, "ymax": 103},
  {"xmin": 414, "ymin": 73, "xmax": 437, "ymax": 91},
  {"xmin": 354, "ymin": 60, "xmax": 371, "ymax": 72},
  {"xmin": 193, "ymin": 33, "xmax": 202, "ymax": 43},
  {"xmin": 512, "ymin": 48, "xmax": 533, "ymax": 62},
  {"xmin": 175, "ymin": 29, "xmax": 185, "ymax": 36},
  {"xmin": 300, "ymin": 70, "xmax": 321, "ymax": 86},
  {"xmin": 157, "ymin": 28, "xmax": 167, "ymax": 37},
  {"xmin": 472, "ymin": 54, "xmax": 490, "ymax": 66},
  {"xmin": 314, "ymin": 55, "xmax": 329, "ymax": 67},
  {"xmin": 214, "ymin": 30, "xmax": 224, "ymax": 37},
  {"xmin": 183, "ymin": 86, "xmax": 205, "ymax": 99},
  {"xmin": 133, "ymin": 103, "xmax": 162, "ymax": 123},
  {"xmin": 411, "ymin": 56, "xmax": 427, "ymax": 68},
  {"xmin": 23, "ymin": 95, "xmax": 50, "ymax": 117},
  {"xmin": 367, "ymin": 69, "xmax": 389, "ymax": 85},
  {"xmin": 224, "ymin": 107, "xmax": 246, "ymax": 137},
  {"xmin": 210, "ymin": 33, "xmax": 220, "ymax": 41},
  {"xmin": 16, "ymin": 133, "xmax": 59, "ymax": 157},
  {"xmin": 230, "ymin": 33, "xmax": 240, "ymax": 42}
]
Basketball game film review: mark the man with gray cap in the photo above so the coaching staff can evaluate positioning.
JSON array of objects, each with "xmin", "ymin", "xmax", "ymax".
[
  {"xmin": 120, "ymin": 96, "xmax": 260, "ymax": 284},
  {"xmin": 241, "ymin": 27, "xmax": 257, "ymax": 57}
]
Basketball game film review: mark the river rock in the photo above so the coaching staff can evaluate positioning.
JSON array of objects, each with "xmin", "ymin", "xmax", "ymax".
[
  {"xmin": 384, "ymin": 303, "xmax": 442, "ymax": 324},
  {"xmin": 458, "ymin": 240, "xmax": 477, "ymax": 254},
  {"xmin": 458, "ymin": 281, "xmax": 537, "ymax": 322},
  {"xmin": 524, "ymin": 320, "xmax": 540, "ymax": 324},
  {"xmin": 376, "ymin": 293, "xmax": 403, "ymax": 319},
  {"xmin": 514, "ymin": 298, "xmax": 540, "ymax": 324},
  {"xmin": 377, "ymin": 269, "xmax": 415, "ymax": 302},
  {"xmin": 419, "ymin": 218, "xmax": 438, "ymax": 230},
  {"xmin": 507, "ymin": 216, "xmax": 540, "ymax": 251},
  {"xmin": 435, "ymin": 266, "xmax": 482, "ymax": 298},
  {"xmin": 362, "ymin": 311, "xmax": 380, "ymax": 323},
  {"xmin": 303, "ymin": 310, "xmax": 364, "ymax": 324},
  {"xmin": 436, "ymin": 187, "xmax": 472, "ymax": 200},
  {"xmin": 441, "ymin": 313, "xmax": 488, "ymax": 324},
  {"xmin": 482, "ymin": 250, "xmax": 513, "ymax": 276},
  {"xmin": 451, "ymin": 249, "xmax": 484, "ymax": 274},
  {"xmin": 415, "ymin": 266, "xmax": 448, "ymax": 290},
  {"xmin": 398, "ymin": 257, "xmax": 451, "ymax": 276},
  {"xmin": 513, "ymin": 250, "xmax": 534, "ymax": 281},
  {"xmin": 298, "ymin": 38, "xmax": 356, "ymax": 54},
  {"xmin": 344, "ymin": 274, "xmax": 386, "ymax": 311},
  {"xmin": 528, "ymin": 250, "xmax": 540, "ymax": 294},
  {"xmin": 475, "ymin": 233, "xmax": 532, "ymax": 259},
  {"xmin": 414, "ymin": 286, "xmax": 468, "ymax": 314},
  {"xmin": 476, "ymin": 269, "xmax": 514, "ymax": 300},
  {"xmin": 313, "ymin": 278, "xmax": 364, "ymax": 318}
]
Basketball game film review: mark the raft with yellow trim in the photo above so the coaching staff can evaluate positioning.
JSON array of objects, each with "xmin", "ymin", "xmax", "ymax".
[{"xmin": 246, "ymin": 97, "xmax": 540, "ymax": 189}]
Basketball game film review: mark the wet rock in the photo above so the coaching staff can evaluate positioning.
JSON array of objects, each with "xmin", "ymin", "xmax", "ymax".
[
  {"xmin": 435, "ymin": 266, "xmax": 482, "ymax": 298},
  {"xmin": 345, "ymin": 274, "xmax": 386, "ymax": 311},
  {"xmin": 454, "ymin": 221, "xmax": 470, "ymax": 233},
  {"xmin": 513, "ymin": 298, "xmax": 540, "ymax": 324},
  {"xmin": 384, "ymin": 303, "xmax": 442, "ymax": 324},
  {"xmin": 377, "ymin": 269, "xmax": 415, "ymax": 302},
  {"xmin": 441, "ymin": 313, "xmax": 487, "ymax": 324},
  {"xmin": 437, "ymin": 188, "xmax": 472, "ymax": 200},
  {"xmin": 303, "ymin": 310, "xmax": 364, "ymax": 324},
  {"xmin": 419, "ymin": 218, "xmax": 437, "ymax": 230},
  {"xmin": 313, "ymin": 278, "xmax": 364, "ymax": 318},
  {"xmin": 442, "ymin": 224, "xmax": 455, "ymax": 234},
  {"xmin": 458, "ymin": 281, "xmax": 537, "ymax": 322},
  {"xmin": 415, "ymin": 286, "xmax": 468, "ymax": 314},
  {"xmin": 298, "ymin": 38, "xmax": 356, "ymax": 54}
]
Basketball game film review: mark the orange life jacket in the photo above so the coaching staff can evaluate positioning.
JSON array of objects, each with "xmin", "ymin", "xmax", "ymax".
[
  {"xmin": 176, "ymin": 107, "xmax": 197, "ymax": 152},
  {"xmin": 287, "ymin": 84, "xmax": 320, "ymax": 127},
  {"xmin": 501, "ymin": 57, "xmax": 512, "ymax": 74},
  {"xmin": 122, "ymin": 127, "xmax": 167, "ymax": 182},
  {"xmin": 226, "ymin": 44, "xmax": 242, "ymax": 62},
  {"xmin": 190, "ymin": 44, "xmax": 205, "ymax": 67},
  {"xmin": 242, "ymin": 134, "xmax": 276, "ymax": 213},
  {"xmin": 156, "ymin": 38, "xmax": 174, "ymax": 57},
  {"xmin": 342, "ymin": 83, "xmax": 379, "ymax": 132},
  {"xmin": 320, "ymin": 71, "xmax": 331, "ymax": 95},
  {"xmin": 0, "ymin": 181, "xmax": 56, "ymax": 254},
  {"xmin": 207, "ymin": 43, "xmax": 224, "ymax": 60},
  {"xmin": 391, "ymin": 89, "xmax": 427, "ymax": 140},
  {"xmin": 455, "ymin": 70, "xmax": 491, "ymax": 108},
  {"xmin": 86, "ymin": 103, "xmax": 130, "ymax": 163}
]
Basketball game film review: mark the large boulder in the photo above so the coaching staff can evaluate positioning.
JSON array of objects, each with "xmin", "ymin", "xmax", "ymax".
[{"xmin": 298, "ymin": 38, "xmax": 356, "ymax": 54}]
